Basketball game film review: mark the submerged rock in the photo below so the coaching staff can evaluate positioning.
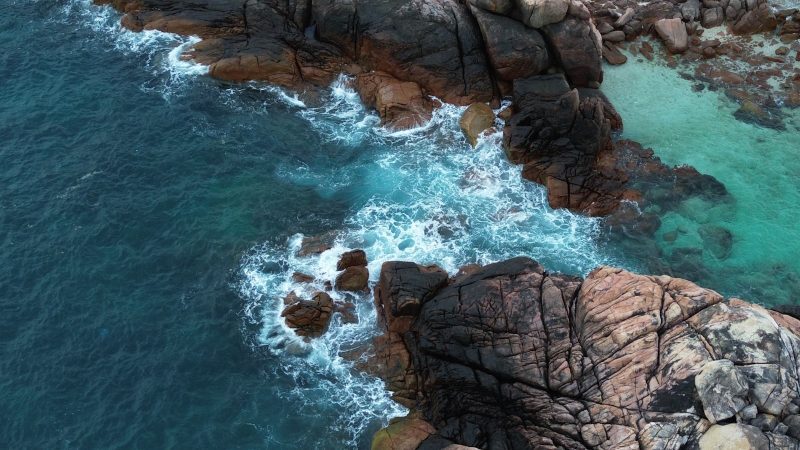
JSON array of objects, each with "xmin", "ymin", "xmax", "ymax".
[{"xmin": 367, "ymin": 257, "xmax": 800, "ymax": 449}]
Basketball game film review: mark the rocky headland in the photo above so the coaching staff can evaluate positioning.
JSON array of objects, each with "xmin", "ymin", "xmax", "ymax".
[
  {"xmin": 365, "ymin": 256, "xmax": 800, "ymax": 449},
  {"xmin": 93, "ymin": 0, "xmax": 800, "ymax": 447},
  {"xmin": 98, "ymin": 0, "xmax": 749, "ymax": 219}
]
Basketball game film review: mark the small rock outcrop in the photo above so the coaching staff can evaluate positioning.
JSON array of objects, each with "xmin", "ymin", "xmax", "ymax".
[
  {"xmin": 655, "ymin": 18, "xmax": 689, "ymax": 54},
  {"xmin": 459, "ymin": 103, "xmax": 495, "ymax": 147},
  {"xmin": 368, "ymin": 257, "xmax": 800, "ymax": 449},
  {"xmin": 335, "ymin": 249, "xmax": 370, "ymax": 292},
  {"xmin": 281, "ymin": 291, "xmax": 334, "ymax": 338}
]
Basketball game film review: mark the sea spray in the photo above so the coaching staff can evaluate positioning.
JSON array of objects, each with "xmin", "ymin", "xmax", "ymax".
[{"xmin": 236, "ymin": 78, "xmax": 618, "ymax": 442}]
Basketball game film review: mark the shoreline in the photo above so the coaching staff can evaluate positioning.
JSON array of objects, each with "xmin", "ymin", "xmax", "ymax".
[{"xmin": 82, "ymin": 0, "xmax": 800, "ymax": 448}]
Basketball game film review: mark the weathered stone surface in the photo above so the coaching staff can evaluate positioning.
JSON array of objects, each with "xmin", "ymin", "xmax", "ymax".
[
  {"xmin": 336, "ymin": 249, "xmax": 368, "ymax": 271},
  {"xmin": 468, "ymin": 0, "xmax": 514, "ymax": 14},
  {"xmin": 655, "ymin": 18, "xmax": 689, "ymax": 54},
  {"xmin": 702, "ymin": 6, "xmax": 725, "ymax": 27},
  {"xmin": 460, "ymin": 103, "xmax": 495, "ymax": 147},
  {"xmin": 281, "ymin": 291, "xmax": 334, "ymax": 338},
  {"xmin": 504, "ymin": 74, "xmax": 622, "ymax": 215},
  {"xmin": 335, "ymin": 266, "xmax": 370, "ymax": 292},
  {"xmin": 542, "ymin": 17, "xmax": 604, "ymax": 88},
  {"xmin": 371, "ymin": 416, "xmax": 436, "ymax": 450},
  {"xmin": 696, "ymin": 359, "xmax": 749, "ymax": 423},
  {"xmin": 516, "ymin": 0, "xmax": 570, "ymax": 28},
  {"xmin": 699, "ymin": 424, "xmax": 769, "ymax": 449},
  {"xmin": 368, "ymin": 257, "xmax": 800, "ymax": 449},
  {"xmin": 313, "ymin": 0, "xmax": 494, "ymax": 105},
  {"xmin": 470, "ymin": 6, "xmax": 551, "ymax": 82}
]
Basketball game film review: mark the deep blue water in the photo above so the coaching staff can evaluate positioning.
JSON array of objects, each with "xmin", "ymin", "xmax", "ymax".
[{"xmin": 2, "ymin": 0, "xmax": 798, "ymax": 449}]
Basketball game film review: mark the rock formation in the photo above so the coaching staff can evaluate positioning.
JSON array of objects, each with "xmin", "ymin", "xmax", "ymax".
[
  {"xmin": 368, "ymin": 257, "xmax": 800, "ymax": 449},
  {"xmin": 100, "ymin": 0, "xmax": 753, "ymax": 221}
]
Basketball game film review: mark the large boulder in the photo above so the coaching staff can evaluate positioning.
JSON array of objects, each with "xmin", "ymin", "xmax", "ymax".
[
  {"xmin": 655, "ymin": 18, "xmax": 689, "ymax": 54},
  {"xmin": 468, "ymin": 0, "xmax": 514, "ymax": 14},
  {"xmin": 313, "ymin": 0, "xmax": 494, "ymax": 105},
  {"xmin": 281, "ymin": 291, "xmax": 334, "ymax": 338},
  {"xmin": 516, "ymin": 0, "xmax": 570, "ymax": 28},
  {"xmin": 459, "ymin": 103, "xmax": 495, "ymax": 147},
  {"xmin": 335, "ymin": 266, "xmax": 370, "ymax": 292},
  {"xmin": 368, "ymin": 257, "xmax": 800, "ymax": 449},
  {"xmin": 503, "ymin": 74, "xmax": 622, "ymax": 214},
  {"xmin": 337, "ymin": 249, "xmax": 368, "ymax": 271},
  {"xmin": 470, "ymin": 6, "xmax": 551, "ymax": 82},
  {"xmin": 355, "ymin": 72, "xmax": 432, "ymax": 129},
  {"xmin": 542, "ymin": 16, "xmax": 604, "ymax": 88},
  {"xmin": 699, "ymin": 424, "xmax": 770, "ymax": 449},
  {"xmin": 695, "ymin": 359, "xmax": 750, "ymax": 423}
]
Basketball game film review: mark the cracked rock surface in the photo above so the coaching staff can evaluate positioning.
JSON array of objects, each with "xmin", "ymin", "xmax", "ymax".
[{"xmin": 370, "ymin": 257, "xmax": 800, "ymax": 449}]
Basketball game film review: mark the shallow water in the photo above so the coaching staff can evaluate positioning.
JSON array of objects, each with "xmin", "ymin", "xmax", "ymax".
[
  {"xmin": 1, "ymin": 0, "xmax": 799, "ymax": 448},
  {"xmin": 604, "ymin": 60, "xmax": 800, "ymax": 304}
]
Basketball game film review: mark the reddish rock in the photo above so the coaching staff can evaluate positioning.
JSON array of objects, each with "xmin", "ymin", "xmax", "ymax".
[
  {"xmin": 336, "ymin": 249, "xmax": 368, "ymax": 271},
  {"xmin": 355, "ymin": 72, "xmax": 432, "ymax": 129},
  {"xmin": 368, "ymin": 257, "xmax": 800, "ymax": 449},
  {"xmin": 291, "ymin": 272, "xmax": 314, "ymax": 283},
  {"xmin": 542, "ymin": 16, "xmax": 604, "ymax": 88},
  {"xmin": 655, "ymin": 18, "xmax": 689, "ymax": 54},
  {"xmin": 335, "ymin": 266, "xmax": 370, "ymax": 292},
  {"xmin": 281, "ymin": 291, "xmax": 334, "ymax": 338}
]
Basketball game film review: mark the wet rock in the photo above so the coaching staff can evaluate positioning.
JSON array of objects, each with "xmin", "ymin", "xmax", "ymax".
[
  {"xmin": 733, "ymin": 100, "xmax": 784, "ymax": 129},
  {"xmin": 281, "ymin": 291, "xmax": 334, "ymax": 338},
  {"xmin": 313, "ymin": 0, "xmax": 494, "ymax": 105},
  {"xmin": 334, "ymin": 266, "xmax": 369, "ymax": 292},
  {"xmin": 542, "ymin": 16, "xmax": 604, "ymax": 88},
  {"xmin": 695, "ymin": 359, "xmax": 749, "ymax": 423},
  {"xmin": 504, "ymin": 74, "xmax": 621, "ymax": 215},
  {"xmin": 468, "ymin": 0, "xmax": 514, "ymax": 14},
  {"xmin": 602, "ymin": 30, "xmax": 626, "ymax": 42},
  {"xmin": 336, "ymin": 249, "xmax": 368, "ymax": 271},
  {"xmin": 699, "ymin": 424, "xmax": 770, "ymax": 449},
  {"xmin": 459, "ymin": 103, "xmax": 495, "ymax": 147},
  {"xmin": 376, "ymin": 262, "xmax": 449, "ymax": 321},
  {"xmin": 292, "ymin": 272, "xmax": 314, "ymax": 283},
  {"xmin": 470, "ymin": 6, "xmax": 551, "ymax": 82},
  {"xmin": 655, "ymin": 18, "xmax": 689, "ymax": 54},
  {"xmin": 603, "ymin": 41, "xmax": 628, "ymax": 65},
  {"xmin": 353, "ymin": 72, "xmax": 432, "ymax": 130}
]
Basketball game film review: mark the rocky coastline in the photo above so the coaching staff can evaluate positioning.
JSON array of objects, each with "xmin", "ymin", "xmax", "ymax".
[
  {"xmin": 366, "ymin": 256, "xmax": 800, "ymax": 449},
  {"xmin": 93, "ymin": 0, "xmax": 800, "ymax": 447}
]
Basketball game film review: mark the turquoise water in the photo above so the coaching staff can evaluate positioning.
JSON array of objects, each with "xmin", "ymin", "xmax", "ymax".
[
  {"xmin": 1, "ymin": 1, "xmax": 798, "ymax": 448},
  {"xmin": 604, "ymin": 60, "xmax": 800, "ymax": 304}
]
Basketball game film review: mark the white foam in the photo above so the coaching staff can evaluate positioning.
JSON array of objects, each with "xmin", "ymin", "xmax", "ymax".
[
  {"xmin": 59, "ymin": 0, "xmax": 207, "ymax": 99},
  {"xmin": 237, "ymin": 78, "xmax": 618, "ymax": 444}
]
